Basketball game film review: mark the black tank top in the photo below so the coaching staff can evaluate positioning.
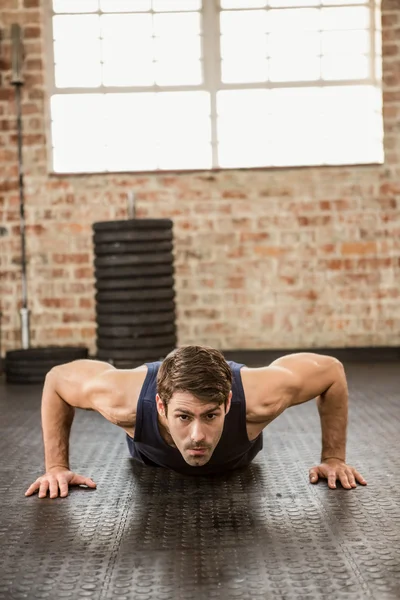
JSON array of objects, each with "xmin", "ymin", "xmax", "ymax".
[{"xmin": 126, "ymin": 360, "xmax": 263, "ymax": 475}]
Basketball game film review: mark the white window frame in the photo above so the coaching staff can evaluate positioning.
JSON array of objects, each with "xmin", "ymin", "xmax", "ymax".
[{"xmin": 42, "ymin": 0, "xmax": 383, "ymax": 174}]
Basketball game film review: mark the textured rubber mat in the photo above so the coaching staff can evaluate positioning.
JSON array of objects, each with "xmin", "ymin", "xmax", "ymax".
[{"xmin": 0, "ymin": 361, "xmax": 399, "ymax": 600}]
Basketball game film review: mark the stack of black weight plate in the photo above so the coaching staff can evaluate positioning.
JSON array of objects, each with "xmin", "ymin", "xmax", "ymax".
[{"xmin": 93, "ymin": 218, "xmax": 177, "ymax": 368}]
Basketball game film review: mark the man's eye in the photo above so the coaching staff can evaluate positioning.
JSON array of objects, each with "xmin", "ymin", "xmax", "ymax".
[
  {"xmin": 178, "ymin": 415, "xmax": 189, "ymax": 421},
  {"xmin": 207, "ymin": 414, "xmax": 217, "ymax": 420}
]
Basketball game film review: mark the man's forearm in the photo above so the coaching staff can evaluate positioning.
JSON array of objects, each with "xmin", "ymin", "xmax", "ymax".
[
  {"xmin": 316, "ymin": 365, "xmax": 348, "ymax": 462},
  {"xmin": 41, "ymin": 372, "xmax": 75, "ymax": 471}
]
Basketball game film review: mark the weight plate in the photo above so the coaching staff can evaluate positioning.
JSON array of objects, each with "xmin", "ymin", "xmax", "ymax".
[
  {"xmin": 97, "ymin": 321, "xmax": 175, "ymax": 337},
  {"xmin": 95, "ymin": 276, "xmax": 174, "ymax": 291},
  {"xmin": 6, "ymin": 373, "xmax": 45, "ymax": 384},
  {"xmin": 97, "ymin": 345, "xmax": 175, "ymax": 361},
  {"xmin": 93, "ymin": 229, "xmax": 173, "ymax": 244},
  {"xmin": 95, "ymin": 263, "xmax": 174, "ymax": 280},
  {"xmin": 97, "ymin": 334, "xmax": 177, "ymax": 350},
  {"xmin": 97, "ymin": 311, "xmax": 175, "ymax": 326},
  {"xmin": 94, "ymin": 252, "xmax": 174, "ymax": 268},
  {"xmin": 93, "ymin": 218, "xmax": 173, "ymax": 232},
  {"xmin": 96, "ymin": 300, "xmax": 175, "ymax": 314},
  {"xmin": 94, "ymin": 241, "xmax": 173, "ymax": 255},
  {"xmin": 5, "ymin": 346, "xmax": 88, "ymax": 362},
  {"xmin": 96, "ymin": 289, "xmax": 175, "ymax": 302}
]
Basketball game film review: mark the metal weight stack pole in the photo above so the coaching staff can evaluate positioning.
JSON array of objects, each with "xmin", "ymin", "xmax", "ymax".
[{"xmin": 11, "ymin": 24, "xmax": 30, "ymax": 349}]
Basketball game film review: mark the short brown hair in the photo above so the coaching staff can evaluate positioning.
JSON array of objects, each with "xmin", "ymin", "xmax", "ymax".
[{"xmin": 157, "ymin": 346, "xmax": 232, "ymax": 412}]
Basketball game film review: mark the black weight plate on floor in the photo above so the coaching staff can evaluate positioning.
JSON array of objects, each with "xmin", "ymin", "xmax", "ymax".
[
  {"xmin": 97, "ymin": 325, "xmax": 175, "ymax": 337},
  {"xmin": 97, "ymin": 311, "xmax": 175, "ymax": 327},
  {"xmin": 93, "ymin": 218, "xmax": 173, "ymax": 232},
  {"xmin": 5, "ymin": 358, "xmax": 80, "ymax": 370},
  {"xmin": 6, "ymin": 372, "xmax": 46, "ymax": 384},
  {"xmin": 95, "ymin": 253, "xmax": 174, "ymax": 268},
  {"xmin": 96, "ymin": 300, "xmax": 176, "ymax": 314},
  {"xmin": 96, "ymin": 289, "xmax": 175, "ymax": 302},
  {"xmin": 98, "ymin": 334, "xmax": 176, "ymax": 350},
  {"xmin": 5, "ymin": 346, "xmax": 88, "ymax": 362},
  {"xmin": 93, "ymin": 229, "xmax": 173, "ymax": 244},
  {"xmin": 95, "ymin": 263, "xmax": 174, "ymax": 280},
  {"xmin": 97, "ymin": 321, "xmax": 175, "ymax": 337},
  {"xmin": 95, "ymin": 276, "xmax": 174, "ymax": 291},
  {"xmin": 94, "ymin": 241, "xmax": 173, "ymax": 255},
  {"xmin": 5, "ymin": 361, "xmax": 65, "ymax": 373},
  {"xmin": 97, "ymin": 345, "xmax": 175, "ymax": 361}
]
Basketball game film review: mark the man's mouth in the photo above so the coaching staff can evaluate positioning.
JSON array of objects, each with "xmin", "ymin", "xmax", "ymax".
[{"xmin": 188, "ymin": 448, "xmax": 208, "ymax": 455}]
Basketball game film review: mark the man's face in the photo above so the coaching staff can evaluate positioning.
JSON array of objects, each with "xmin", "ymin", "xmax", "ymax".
[{"xmin": 156, "ymin": 391, "xmax": 232, "ymax": 467}]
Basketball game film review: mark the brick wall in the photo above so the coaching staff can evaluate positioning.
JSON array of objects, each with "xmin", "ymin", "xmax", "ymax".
[{"xmin": 1, "ymin": 0, "xmax": 399, "ymax": 356}]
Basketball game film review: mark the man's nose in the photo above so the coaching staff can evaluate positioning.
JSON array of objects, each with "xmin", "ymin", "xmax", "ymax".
[{"xmin": 190, "ymin": 421, "xmax": 206, "ymax": 444}]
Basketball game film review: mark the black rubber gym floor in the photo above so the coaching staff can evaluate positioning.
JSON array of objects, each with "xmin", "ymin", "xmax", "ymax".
[{"xmin": 0, "ymin": 360, "xmax": 399, "ymax": 600}]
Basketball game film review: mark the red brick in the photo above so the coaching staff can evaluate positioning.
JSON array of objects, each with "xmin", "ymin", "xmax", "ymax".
[{"xmin": 74, "ymin": 267, "xmax": 93, "ymax": 279}]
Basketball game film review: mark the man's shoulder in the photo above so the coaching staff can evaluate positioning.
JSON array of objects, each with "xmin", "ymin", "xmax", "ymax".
[{"xmin": 90, "ymin": 364, "xmax": 148, "ymax": 427}]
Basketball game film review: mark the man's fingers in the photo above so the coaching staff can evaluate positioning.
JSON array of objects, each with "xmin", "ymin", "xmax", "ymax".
[
  {"xmin": 25, "ymin": 481, "xmax": 40, "ymax": 496},
  {"xmin": 346, "ymin": 471, "xmax": 357, "ymax": 488},
  {"xmin": 71, "ymin": 475, "xmax": 97, "ymax": 488},
  {"xmin": 309, "ymin": 469, "xmax": 319, "ymax": 484},
  {"xmin": 38, "ymin": 480, "xmax": 49, "ymax": 498},
  {"xmin": 59, "ymin": 479, "xmax": 69, "ymax": 498},
  {"xmin": 327, "ymin": 473, "xmax": 337, "ymax": 489},
  {"xmin": 339, "ymin": 471, "xmax": 352, "ymax": 489},
  {"xmin": 354, "ymin": 469, "xmax": 367, "ymax": 485},
  {"xmin": 49, "ymin": 478, "xmax": 59, "ymax": 499}
]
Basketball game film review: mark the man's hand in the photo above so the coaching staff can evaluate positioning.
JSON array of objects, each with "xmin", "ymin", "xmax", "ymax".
[
  {"xmin": 25, "ymin": 467, "xmax": 97, "ymax": 499},
  {"xmin": 309, "ymin": 458, "xmax": 367, "ymax": 489}
]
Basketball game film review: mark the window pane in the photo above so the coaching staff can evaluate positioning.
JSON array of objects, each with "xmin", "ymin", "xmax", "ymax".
[
  {"xmin": 321, "ymin": 0, "xmax": 367, "ymax": 4},
  {"xmin": 269, "ymin": 0, "xmax": 319, "ymax": 5},
  {"xmin": 222, "ymin": 58, "xmax": 267, "ymax": 83},
  {"xmin": 153, "ymin": 13, "xmax": 202, "ymax": 85},
  {"xmin": 153, "ymin": 12, "xmax": 201, "ymax": 37},
  {"xmin": 154, "ymin": 35, "xmax": 201, "ymax": 61},
  {"xmin": 101, "ymin": 14, "xmax": 154, "ymax": 85},
  {"xmin": 321, "ymin": 7, "xmax": 369, "ymax": 30},
  {"xmin": 104, "ymin": 93, "xmax": 158, "ymax": 171},
  {"xmin": 100, "ymin": 0, "xmax": 151, "ymax": 11},
  {"xmin": 54, "ymin": 40, "xmax": 102, "ymax": 87},
  {"xmin": 153, "ymin": 0, "xmax": 201, "ymax": 11},
  {"xmin": 221, "ymin": 0, "xmax": 266, "ymax": 6},
  {"xmin": 53, "ymin": 14, "xmax": 100, "ymax": 39},
  {"xmin": 220, "ymin": 10, "xmax": 267, "ymax": 36},
  {"xmin": 269, "ymin": 56, "xmax": 320, "ymax": 82},
  {"xmin": 267, "ymin": 9, "xmax": 320, "ymax": 32},
  {"xmin": 221, "ymin": 33, "xmax": 267, "ymax": 60},
  {"xmin": 321, "ymin": 54, "xmax": 369, "ymax": 80},
  {"xmin": 156, "ymin": 92, "xmax": 211, "ymax": 169},
  {"xmin": 53, "ymin": 16, "xmax": 101, "ymax": 87},
  {"xmin": 321, "ymin": 30, "xmax": 369, "ymax": 55},
  {"xmin": 155, "ymin": 59, "xmax": 202, "ymax": 86},
  {"xmin": 101, "ymin": 13, "xmax": 152, "ymax": 36},
  {"xmin": 53, "ymin": 0, "xmax": 98, "ymax": 12},
  {"xmin": 217, "ymin": 90, "xmax": 272, "ymax": 168},
  {"xmin": 268, "ymin": 31, "xmax": 320, "ymax": 56},
  {"xmin": 51, "ymin": 94, "xmax": 106, "ymax": 172}
]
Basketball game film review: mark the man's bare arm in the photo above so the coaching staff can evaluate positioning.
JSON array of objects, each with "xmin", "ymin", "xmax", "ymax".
[
  {"xmin": 41, "ymin": 371, "xmax": 75, "ymax": 471},
  {"xmin": 265, "ymin": 353, "xmax": 367, "ymax": 488},
  {"xmin": 25, "ymin": 359, "xmax": 116, "ymax": 498}
]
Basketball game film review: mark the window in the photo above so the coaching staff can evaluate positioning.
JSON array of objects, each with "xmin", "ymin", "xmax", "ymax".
[{"xmin": 46, "ymin": 0, "xmax": 383, "ymax": 173}]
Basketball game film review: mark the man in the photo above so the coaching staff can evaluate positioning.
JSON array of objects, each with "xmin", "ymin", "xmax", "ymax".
[{"xmin": 25, "ymin": 345, "xmax": 367, "ymax": 499}]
